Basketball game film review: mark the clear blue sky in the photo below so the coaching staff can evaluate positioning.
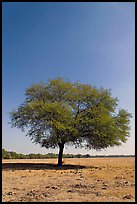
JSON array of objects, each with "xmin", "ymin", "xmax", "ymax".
[{"xmin": 2, "ymin": 2, "xmax": 135, "ymax": 155}]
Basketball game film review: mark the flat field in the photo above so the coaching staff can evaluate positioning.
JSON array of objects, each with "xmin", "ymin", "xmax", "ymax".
[{"xmin": 2, "ymin": 157, "xmax": 135, "ymax": 202}]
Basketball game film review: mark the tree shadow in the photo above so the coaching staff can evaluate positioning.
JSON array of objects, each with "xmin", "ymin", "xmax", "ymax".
[{"xmin": 2, "ymin": 162, "xmax": 92, "ymax": 171}]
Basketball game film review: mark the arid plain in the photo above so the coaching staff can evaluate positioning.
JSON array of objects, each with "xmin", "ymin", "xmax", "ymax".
[{"xmin": 2, "ymin": 157, "xmax": 135, "ymax": 202}]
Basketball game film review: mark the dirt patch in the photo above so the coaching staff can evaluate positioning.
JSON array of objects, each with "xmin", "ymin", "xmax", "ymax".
[{"xmin": 2, "ymin": 157, "xmax": 135, "ymax": 202}]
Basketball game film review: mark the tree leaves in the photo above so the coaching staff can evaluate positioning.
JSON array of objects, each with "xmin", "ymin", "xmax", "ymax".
[{"xmin": 9, "ymin": 77, "xmax": 132, "ymax": 150}]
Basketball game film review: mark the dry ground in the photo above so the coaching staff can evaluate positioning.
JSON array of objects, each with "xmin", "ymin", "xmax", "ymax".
[{"xmin": 2, "ymin": 157, "xmax": 135, "ymax": 202}]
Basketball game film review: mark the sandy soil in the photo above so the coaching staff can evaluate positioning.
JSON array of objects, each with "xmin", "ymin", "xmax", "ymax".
[{"xmin": 2, "ymin": 157, "xmax": 135, "ymax": 202}]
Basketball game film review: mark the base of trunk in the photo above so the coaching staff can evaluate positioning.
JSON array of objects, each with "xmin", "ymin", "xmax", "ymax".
[{"xmin": 58, "ymin": 143, "xmax": 64, "ymax": 166}]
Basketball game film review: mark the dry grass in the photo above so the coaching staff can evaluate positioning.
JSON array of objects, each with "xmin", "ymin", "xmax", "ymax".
[{"xmin": 2, "ymin": 157, "xmax": 135, "ymax": 202}]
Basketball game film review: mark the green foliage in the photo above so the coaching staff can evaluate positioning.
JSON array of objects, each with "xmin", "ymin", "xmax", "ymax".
[
  {"xmin": 2, "ymin": 149, "xmax": 11, "ymax": 159},
  {"xmin": 2, "ymin": 149, "xmax": 13, "ymax": 159},
  {"xmin": 2, "ymin": 149, "xmax": 134, "ymax": 159},
  {"xmin": 9, "ymin": 77, "xmax": 132, "ymax": 152}
]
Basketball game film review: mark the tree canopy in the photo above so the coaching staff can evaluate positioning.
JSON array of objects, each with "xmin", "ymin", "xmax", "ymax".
[{"xmin": 9, "ymin": 77, "xmax": 132, "ymax": 166}]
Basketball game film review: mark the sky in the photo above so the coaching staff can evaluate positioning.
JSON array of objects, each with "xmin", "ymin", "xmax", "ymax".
[{"xmin": 2, "ymin": 2, "xmax": 135, "ymax": 155}]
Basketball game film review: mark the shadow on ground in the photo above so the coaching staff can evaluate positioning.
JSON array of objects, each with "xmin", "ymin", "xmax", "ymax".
[
  {"xmin": 2, "ymin": 163, "xmax": 85, "ymax": 170},
  {"xmin": 2, "ymin": 162, "xmax": 99, "ymax": 171}
]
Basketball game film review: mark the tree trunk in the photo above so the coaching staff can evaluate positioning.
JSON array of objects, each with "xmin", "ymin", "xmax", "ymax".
[{"xmin": 58, "ymin": 143, "xmax": 64, "ymax": 166}]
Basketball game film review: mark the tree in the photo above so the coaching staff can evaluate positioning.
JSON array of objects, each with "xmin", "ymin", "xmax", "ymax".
[
  {"xmin": 2, "ymin": 149, "xmax": 12, "ymax": 159},
  {"xmin": 2, "ymin": 149, "xmax": 7, "ymax": 159},
  {"xmin": 9, "ymin": 77, "xmax": 132, "ymax": 166}
]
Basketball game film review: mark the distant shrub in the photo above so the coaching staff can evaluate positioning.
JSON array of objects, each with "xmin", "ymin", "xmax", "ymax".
[{"xmin": 2, "ymin": 148, "xmax": 135, "ymax": 159}]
